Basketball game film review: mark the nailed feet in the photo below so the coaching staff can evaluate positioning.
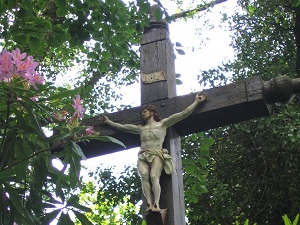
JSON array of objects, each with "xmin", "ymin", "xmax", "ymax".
[{"xmin": 146, "ymin": 203, "xmax": 161, "ymax": 212}]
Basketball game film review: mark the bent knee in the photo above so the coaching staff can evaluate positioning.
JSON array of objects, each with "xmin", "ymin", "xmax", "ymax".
[
  {"xmin": 139, "ymin": 171, "xmax": 149, "ymax": 179},
  {"xmin": 150, "ymin": 173, "xmax": 160, "ymax": 182}
]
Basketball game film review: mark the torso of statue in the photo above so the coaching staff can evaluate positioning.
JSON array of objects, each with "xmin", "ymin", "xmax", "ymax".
[{"xmin": 139, "ymin": 121, "xmax": 167, "ymax": 150}]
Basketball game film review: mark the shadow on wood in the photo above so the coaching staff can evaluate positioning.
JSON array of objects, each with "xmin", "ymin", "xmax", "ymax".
[{"xmin": 146, "ymin": 209, "xmax": 168, "ymax": 225}]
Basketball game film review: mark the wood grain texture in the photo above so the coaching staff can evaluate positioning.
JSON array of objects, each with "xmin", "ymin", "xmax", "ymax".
[{"xmin": 140, "ymin": 29, "xmax": 176, "ymax": 104}]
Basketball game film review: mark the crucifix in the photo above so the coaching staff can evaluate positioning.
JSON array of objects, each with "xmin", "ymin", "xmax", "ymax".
[{"xmin": 82, "ymin": 5, "xmax": 300, "ymax": 225}]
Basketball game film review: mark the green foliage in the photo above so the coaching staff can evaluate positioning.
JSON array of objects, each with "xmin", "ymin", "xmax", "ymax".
[
  {"xmin": 0, "ymin": 49, "xmax": 124, "ymax": 224},
  {"xmin": 235, "ymin": 219, "xmax": 257, "ymax": 225},
  {"xmin": 190, "ymin": 0, "xmax": 300, "ymax": 224},
  {"xmin": 0, "ymin": 0, "xmax": 154, "ymax": 113},
  {"xmin": 200, "ymin": 0, "xmax": 296, "ymax": 87},
  {"xmin": 182, "ymin": 132, "xmax": 214, "ymax": 204},
  {"xmin": 234, "ymin": 214, "xmax": 300, "ymax": 225},
  {"xmin": 78, "ymin": 165, "xmax": 142, "ymax": 224},
  {"xmin": 282, "ymin": 214, "xmax": 299, "ymax": 225}
]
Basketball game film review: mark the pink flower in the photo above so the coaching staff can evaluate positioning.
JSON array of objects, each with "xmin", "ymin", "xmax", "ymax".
[
  {"xmin": 11, "ymin": 48, "xmax": 26, "ymax": 66},
  {"xmin": 0, "ymin": 50, "xmax": 14, "ymax": 80},
  {"xmin": 25, "ymin": 72, "xmax": 45, "ymax": 90},
  {"xmin": 85, "ymin": 126, "xmax": 96, "ymax": 135},
  {"xmin": 72, "ymin": 95, "xmax": 83, "ymax": 109},
  {"xmin": 16, "ymin": 55, "xmax": 39, "ymax": 77},
  {"xmin": 72, "ymin": 95, "xmax": 85, "ymax": 118}
]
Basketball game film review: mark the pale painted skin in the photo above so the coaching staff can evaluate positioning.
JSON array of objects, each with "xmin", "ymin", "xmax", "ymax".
[{"xmin": 101, "ymin": 93, "xmax": 207, "ymax": 212}]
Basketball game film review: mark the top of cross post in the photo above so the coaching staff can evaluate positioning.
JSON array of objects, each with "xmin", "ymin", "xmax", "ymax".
[{"xmin": 144, "ymin": 4, "xmax": 168, "ymax": 33}]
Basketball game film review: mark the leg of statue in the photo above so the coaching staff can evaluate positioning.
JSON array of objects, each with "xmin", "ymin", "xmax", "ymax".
[
  {"xmin": 138, "ymin": 160, "xmax": 153, "ymax": 211},
  {"xmin": 150, "ymin": 156, "xmax": 164, "ymax": 212}
]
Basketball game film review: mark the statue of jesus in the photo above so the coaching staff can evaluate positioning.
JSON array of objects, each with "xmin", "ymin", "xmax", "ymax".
[{"xmin": 101, "ymin": 92, "xmax": 207, "ymax": 212}]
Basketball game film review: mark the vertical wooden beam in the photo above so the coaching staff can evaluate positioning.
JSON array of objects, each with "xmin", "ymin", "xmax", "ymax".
[
  {"xmin": 140, "ymin": 5, "xmax": 186, "ymax": 225},
  {"xmin": 140, "ymin": 10, "xmax": 176, "ymax": 104}
]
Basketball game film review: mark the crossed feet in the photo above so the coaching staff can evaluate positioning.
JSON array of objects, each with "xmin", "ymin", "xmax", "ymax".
[{"xmin": 146, "ymin": 203, "xmax": 161, "ymax": 212}]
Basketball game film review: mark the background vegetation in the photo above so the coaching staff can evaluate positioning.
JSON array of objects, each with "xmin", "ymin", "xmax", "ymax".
[{"xmin": 1, "ymin": 0, "xmax": 300, "ymax": 224}]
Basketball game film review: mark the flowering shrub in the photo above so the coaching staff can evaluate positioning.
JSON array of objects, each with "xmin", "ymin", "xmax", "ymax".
[
  {"xmin": 0, "ymin": 49, "xmax": 123, "ymax": 225},
  {"xmin": 0, "ymin": 48, "xmax": 44, "ymax": 89}
]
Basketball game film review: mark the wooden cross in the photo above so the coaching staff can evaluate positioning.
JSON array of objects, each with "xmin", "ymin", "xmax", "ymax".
[{"xmin": 81, "ymin": 6, "xmax": 300, "ymax": 225}]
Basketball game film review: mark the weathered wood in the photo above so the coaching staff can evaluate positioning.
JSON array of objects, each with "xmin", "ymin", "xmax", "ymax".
[
  {"xmin": 160, "ymin": 128, "xmax": 185, "ymax": 225},
  {"xmin": 140, "ymin": 17, "xmax": 185, "ymax": 224},
  {"xmin": 81, "ymin": 76, "xmax": 270, "ymax": 158},
  {"xmin": 140, "ymin": 27, "xmax": 176, "ymax": 104},
  {"xmin": 146, "ymin": 209, "xmax": 167, "ymax": 225}
]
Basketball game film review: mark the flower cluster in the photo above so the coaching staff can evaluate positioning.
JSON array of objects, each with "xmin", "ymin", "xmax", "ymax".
[
  {"xmin": 53, "ymin": 95, "xmax": 96, "ymax": 136},
  {"xmin": 72, "ymin": 95, "xmax": 85, "ymax": 119},
  {"xmin": 0, "ymin": 48, "xmax": 44, "ymax": 89},
  {"xmin": 71, "ymin": 95, "xmax": 96, "ymax": 135}
]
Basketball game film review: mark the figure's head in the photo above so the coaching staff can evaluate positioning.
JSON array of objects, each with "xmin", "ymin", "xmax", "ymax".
[{"xmin": 140, "ymin": 105, "xmax": 161, "ymax": 125}]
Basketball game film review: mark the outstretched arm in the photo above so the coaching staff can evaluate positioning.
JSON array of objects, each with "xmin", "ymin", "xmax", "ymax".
[
  {"xmin": 100, "ymin": 115, "xmax": 140, "ymax": 134},
  {"xmin": 162, "ymin": 92, "xmax": 207, "ymax": 128}
]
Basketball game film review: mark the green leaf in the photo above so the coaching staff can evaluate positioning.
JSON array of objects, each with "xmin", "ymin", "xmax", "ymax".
[
  {"xmin": 142, "ymin": 220, "xmax": 147, "ymax": 225},
  {"xmin": 57, "ymin": 213, "xmax": 74, "ymax": 225},
  {"xmin": 200, "ymin": 143, "xmax": 209, "ymax": 151},
  {"xmin": 185, "ymin": 165, "xmax": 196, "ymax": 174},
  {"xmin": 55, "ymin": 158, "xmax": 70, "ymax": 198},
  {"xmin": 17, "ymin": 100, "xmax": 43, "ymax": 136},
  {"xmin": 29, "ymin": 36, "xmax": 41, "ymax": 53},
  {"xmin": 69, "ymin": 154, "xmax": 81, "ymax": 188},
  {"xmin": 0, "ymin": 171, "xmax": 15, "ymax": 180},
  {"xmin": 199, "ymin": 158, "xmax": 208, "ymax": 166},
  {"xmin": 70, "ymin": 141, "xmax": 87, "ymax": 160},
  {"xmin": 14, "ymin": 34, "xmax": 28, "ymax": 45},
  {"xmin": 243, "ymin": 219, "xmax": 249, "ymax": 225},
  {"xmin": 176, "ymin": 42, "xmax": 183, "ymax": 47},
  {"xmin": 199, "ymin": 185, "xmax": 208, "ymax": 193},
  {"xmin": 200, "ymin": 148, "xmax": 209, "ymax": 156},
  {"xmin": 14, "ymin": 160, "xmax": 28, "ymax": 181},
  {"xmin": 282, "ymin": 214, "xmax": 291, "ymax": 225},
  {"xmin": 33, "ymin": 156, "xmax": 48, "ymax": 188},
  {"xmin": 33, "ymin": 17, "xmax": 52, "ymax": 29},
  {"xmin": 102, "ymin": 51, "xmax": 110, "ymax": 60},
  {"xmin": 176, "ymin": 49, "xmax": 185, "ymax": 55},
  {"xmin": 86, "ymin": 136, "xmax": 126, "ymax": 148},
  {"xmin": 67, "ymin": 200, "xmax": 92, "ymax": 213},
  {"xmin": 45, "ymin": 88, "xmax": 80, "ymax": 101},
  {"xmin": 56, "ymin": 6, "xmax": 68, "ymax": 17},
  {"xmin": 202, "ymin": 138, "xmax": 215, "ymax": 146},
  {"xmin": 46, "ymin": 132, "xmax": 71, "ymax": 143},
  {"xmin": 6, "ymin": 0, "xmax": 16, "ymax": 9},
  {"xmin": 292, "ymin": 214, "xmax": 299, "ymax": 225},
  {"xmin": 87, "ymin": 51, "xmax": 97, "ymax": 59},
  {"xmin": 55, "ymin": 0, "xmax": 67, "ymax": 7},
  {"xmin": 154, "ymin": 7, "xmax": 163, "ymax": 21},
  {"xmin": 20, "ymin": 95, "xmax": 52, "ymax": 116},
  {"xmin": 291, "ymin": 0, "xmax": 300, "ymax": 7},
  {"xmin": 139, "ymin": 3, "xmax": 150, "ymax": 14},
  {"xmin": 176, "ymin": 79, "xmax": 183, "ymax": 85},
  {"xmin": 182, "ymin": 159, "xmax": 195, "ymax": 165},
  {"xmin": 3, "ymin": 183, "xmax": 32, "ymax": 223},
  {"xmin": 41, "ymin": 209, "xmax": 61, "ymax": 224},
  {"xmin": 198, "ymin": 175, "xmax": 206, "ymax": 183},
  {"xmin": 73, "ymin": 210, "xmax": 93, "ymax": 225},
  {"xmin": 67, "ymin": 195, "xmax": 79, "ymax": 204}
]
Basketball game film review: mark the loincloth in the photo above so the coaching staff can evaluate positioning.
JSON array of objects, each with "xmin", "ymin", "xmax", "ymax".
[{"xmin": 138, "ymin": 149, "xmax": 174, "ymax": 174}]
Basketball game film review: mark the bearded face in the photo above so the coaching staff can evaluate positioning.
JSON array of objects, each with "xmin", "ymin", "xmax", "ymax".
[{"xmin": 141, "ymin": 108, "xmax": 153, "ymax": 121}]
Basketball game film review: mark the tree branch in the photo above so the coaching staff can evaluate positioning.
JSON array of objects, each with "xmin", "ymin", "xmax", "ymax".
[{"xmin": 168, "ymin": 0, "xmax": 228, "ymax": 21}]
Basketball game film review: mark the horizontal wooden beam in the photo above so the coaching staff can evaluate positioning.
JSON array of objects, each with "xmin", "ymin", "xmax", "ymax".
[{"xmin": 81, "ymin": 76, "xmax": 270, "ymax": 158}]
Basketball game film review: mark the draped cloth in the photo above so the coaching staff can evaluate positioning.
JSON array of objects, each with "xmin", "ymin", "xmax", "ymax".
[{"xmin": 138, "ymin": 149, "xmax": 174, "ymax": 174}]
